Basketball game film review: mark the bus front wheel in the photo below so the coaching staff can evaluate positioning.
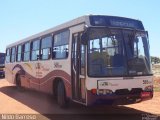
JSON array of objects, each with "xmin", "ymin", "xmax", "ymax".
[{"xmin": 57, "ymin": 81, "xmax": 67, "ymax": 108}]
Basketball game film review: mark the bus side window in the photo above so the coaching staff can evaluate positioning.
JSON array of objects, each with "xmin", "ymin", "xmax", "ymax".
[
  {"xmin": 41, "ymin": 36, "xmax": 52, "ymax": 60},
  {"xmin": 64, "ymin": 47, "xmax": 69, "ymax": 58},
  {"xmin": 6, "ymin": 48, "xmax": 11, "ymax": 63},
  {"xmin": 52, "ymin": 47, "xmax": 57, "ymax": 58},
  {"xmin": 17, "ymin": 45, "xmax": 22, "ymax": 62},
  {"xmin": 23, "ymin": 42, "xmax": 30, "ymax": 61},
  {"xmin": 53, "ymin": 45, "xmax": 69, "ymax": 59},
  {"xmin": 31, "ymin": 40, "xmax": 40, "ymax": 61},
  {"xmin": 11, "ymin": 47, "xmax": 16, "ymax": 63},
  {"xmin": 53, "ymin": 30, "xmax": 69, "ymax": 59}
]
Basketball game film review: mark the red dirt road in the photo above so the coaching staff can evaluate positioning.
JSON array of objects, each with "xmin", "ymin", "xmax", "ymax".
[{"xmin": 0, "ymin": 78, "xmax": 160, "ymax": 120}]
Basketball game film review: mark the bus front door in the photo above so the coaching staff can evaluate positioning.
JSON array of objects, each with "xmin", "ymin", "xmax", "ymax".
[{"xmin": 72, "ymin": 33, "xmax": 86, "ymax": 103}]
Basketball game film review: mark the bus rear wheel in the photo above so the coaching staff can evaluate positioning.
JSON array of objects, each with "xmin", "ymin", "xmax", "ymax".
[
  {"xmin": 57, "ymin": 81, "xmax": 67, "ymax": 108},
  {"xmin": 16, "ymin": 74, "xmax": 22, "ymax": 90}
]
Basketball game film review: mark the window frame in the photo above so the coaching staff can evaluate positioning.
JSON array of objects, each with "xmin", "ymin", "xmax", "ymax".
[
  {"xmin": 31, "ymin": 39, "xmax": 40, "ymax": 61},
  {"xmin": 40, "ymin": 35, "xmax": 53, "ymax": 60},
  {"xmin": 16, "ymin": 44, "xmax": 22, "ymax": 62},
  {"xmin": 23, "ymin": 42, "xmax": 30, "ymax": 62},
  {"xmin": 11, "ymin": 47, "xmax": 16, "ymax": 63},
  {"xmin": 87, "ymin": 27, "xmax": 126, "ymax": 77},
  {"xmin": 6, "ymin": 48, "xmax": 11, "ymax": 63},
  {"xmin": 52, "ymin": 30, "xmax": 70, "ymax": 60}
]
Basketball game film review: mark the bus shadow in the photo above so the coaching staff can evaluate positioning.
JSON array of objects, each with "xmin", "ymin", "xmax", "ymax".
[
  {"xmin": 0, "ymin": 77, "xmax": 5, "ymax": 79},
  {"xmin": 0, "ymin": 86, "xmax": 159, "ymax": 120}
]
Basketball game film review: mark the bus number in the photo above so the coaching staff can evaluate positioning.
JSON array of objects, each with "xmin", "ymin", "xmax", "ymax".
[{"xmin": 143, "ymin": 80, "xmax": 151, "ymax": 84}]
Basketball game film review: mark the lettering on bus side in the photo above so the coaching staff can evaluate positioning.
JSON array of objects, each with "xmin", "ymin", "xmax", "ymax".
[
  {"xmin": 35, "ymin": 63, "xmax": 41, "ymax": 69},
  {"xmin": 36, "ymin": 71, "xmax": 43, "ymax": 77},
  {"xmin": 35, "ymin": 63, "xmax": 50, "ymax": 71},
  {"xmin": 54, "ymin": 62, "xmax": 62, "ymax": 68},
  {"xmin": 41, "ymin": 66, "xmax": 50, "ymax": 71}
]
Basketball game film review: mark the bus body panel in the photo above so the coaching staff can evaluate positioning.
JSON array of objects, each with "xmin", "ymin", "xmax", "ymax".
[
  {"xmin": 5, "ymin": 23, "xmax": 85, "ymax": 99},
  {"xmin": 5, "ymin": 63, "xmax": 14, "ymax": 83},
  {"xmin": 85, "ymin": 76, "xmax": 153, "ymax": 105},
  {"xmin": 86, "ymin": 76, "xmax": 153, "ymax": 91},
  {"xmin": 6, "ymin": 59, "xmax": 72, "ymax": 96}
]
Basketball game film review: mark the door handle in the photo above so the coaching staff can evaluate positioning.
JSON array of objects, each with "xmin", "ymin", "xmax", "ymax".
[{"xmin": 79, "ymin": 75, "xmax": 85, "ymax": 79}]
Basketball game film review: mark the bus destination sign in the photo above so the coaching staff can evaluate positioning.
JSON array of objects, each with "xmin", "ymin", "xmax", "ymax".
[
  {"xmin": 110, "ymin": 20, "xmax": 135, "ymax": 28},
  {"xmin": 90, "ymin": 16, "xmax": 144, "ymax": 30}
]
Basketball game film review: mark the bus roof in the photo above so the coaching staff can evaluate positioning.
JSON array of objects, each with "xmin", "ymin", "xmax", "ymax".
[{"xmin": 6, "ymin": 15, "xmax": 143, "ymax": 48}]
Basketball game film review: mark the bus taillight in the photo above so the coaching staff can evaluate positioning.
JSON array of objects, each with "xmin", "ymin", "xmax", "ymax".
[{"xmin": 91, "ymin": 89, "xmax": 97, "ymax": 94}]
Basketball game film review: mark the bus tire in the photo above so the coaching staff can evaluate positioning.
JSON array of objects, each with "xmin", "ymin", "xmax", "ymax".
[
  {"xmin": 57, "ymin": 81, "xmax": 67, "ymax": 108},
  {"xmin": 16, "ymin": 74, "xmax": 22, "ymax": 90}
]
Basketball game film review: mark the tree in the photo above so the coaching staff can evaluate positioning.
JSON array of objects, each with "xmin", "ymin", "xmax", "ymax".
[{"xmin": 151, "ymin": 56, "xmax": 160, "ymax": 64}]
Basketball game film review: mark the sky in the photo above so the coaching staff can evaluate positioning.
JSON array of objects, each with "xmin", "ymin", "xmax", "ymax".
[{"xmin": 0, "ymin": 0, "xmax": 160, "ymax": 57}]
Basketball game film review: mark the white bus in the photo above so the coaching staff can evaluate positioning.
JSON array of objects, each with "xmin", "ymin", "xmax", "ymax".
[{"xmin": 5, "ymin": 15, "xmax": 153, "ymax": 107}]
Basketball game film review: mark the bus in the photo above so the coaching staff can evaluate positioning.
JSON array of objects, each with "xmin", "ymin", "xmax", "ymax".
[
  {"xmin": 0, "ymin": 53, "xmax": 5, "ymax": 78},
  {"xmin": 5, "ymin": 15, "xmax": 153, "ymax": 107}
]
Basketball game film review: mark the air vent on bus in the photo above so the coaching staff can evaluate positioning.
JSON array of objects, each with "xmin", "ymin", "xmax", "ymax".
[
  {"xmin": 115, "ymin": 89, "xmax": 130, "ymax": 95},
  {"xmin": 130, "ymin": 88, "xmax": 142, "ymax": 94}
]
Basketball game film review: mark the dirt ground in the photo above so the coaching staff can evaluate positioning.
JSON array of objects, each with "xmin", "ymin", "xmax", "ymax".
[
  {"xmin": 125, "ymin": 76, "xmax": 160, "ymax": 115},
  {"xmin": 0, "ymin": 78, "xmax": 160, "ymax": 120}
]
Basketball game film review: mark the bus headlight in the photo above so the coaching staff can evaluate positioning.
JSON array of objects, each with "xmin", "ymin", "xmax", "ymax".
[
  {"xmin": 91, "ymin": 89, "xmax": 113, "ymax": 95},
  {"xmin": 98, "ymin": 89, "xmax": 113, "ymax": 95},
  {"xmin": 97, "ymin": 89, "xmax": 104, "ymax": 95}
]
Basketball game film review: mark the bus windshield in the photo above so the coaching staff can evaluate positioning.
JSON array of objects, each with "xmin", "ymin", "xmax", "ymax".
[
  {"xmin": 124, "ymin": 30, "xmax": 151, "ymax": 75},
  {"xmin": 87, "ymin": 28, "xmax": 152, "ymax": 77}
]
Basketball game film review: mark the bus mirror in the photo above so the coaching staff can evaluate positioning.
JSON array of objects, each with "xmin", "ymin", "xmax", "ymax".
[
  {"xmin": 146, "ymin": 31, "xmax": 150, "ymax": 49},
  {"xmin": 146, "ymin": 31, "xmax": 149, "ymax": 38},
  {"xmin": 81, "ymin": 33, "xmax": 87, "ymax": 45}
]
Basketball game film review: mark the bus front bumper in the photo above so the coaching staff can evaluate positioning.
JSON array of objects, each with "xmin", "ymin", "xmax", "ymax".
[{"xmin": 86, "ymin": 90, "xmax": 153, "ymax": 106}]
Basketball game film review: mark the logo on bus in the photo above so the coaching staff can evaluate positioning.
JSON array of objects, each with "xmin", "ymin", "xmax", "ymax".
[
  {"xmin": 35, "ymin": 63, "xmax": 41, "ymax": 69},
  {"xmin": 54, "ymin": 62, "xmax": 62, "ymax": 68},
  {"xmin": 99, "ymin": 81, "xmax": 118, "ymax": 87},
  {"xmin": 35, "ymin": 63, "xmax": 50, "ymax": 71}
]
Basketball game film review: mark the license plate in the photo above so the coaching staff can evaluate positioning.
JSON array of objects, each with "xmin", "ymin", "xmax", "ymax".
[{"xmin": 141, "ymin": 92, "xmax": 151, "ymax": 97}]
